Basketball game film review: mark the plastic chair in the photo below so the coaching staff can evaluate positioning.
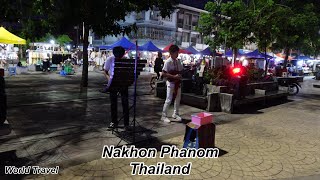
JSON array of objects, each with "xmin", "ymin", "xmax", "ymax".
[{"xmin": 8, "ymin": 67, "xmax": 16, "ymax": 76}]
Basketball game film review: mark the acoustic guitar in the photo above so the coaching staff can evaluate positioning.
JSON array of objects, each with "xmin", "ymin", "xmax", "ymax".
[{"xmin": 167, "ymin": 70, "xmax": 182, "ymax": 99}]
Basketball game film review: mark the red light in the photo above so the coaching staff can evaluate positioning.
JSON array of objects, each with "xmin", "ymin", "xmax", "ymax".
[{"xmin": 232, "ymin": 67, "xmax": 241, "ymax": 75}]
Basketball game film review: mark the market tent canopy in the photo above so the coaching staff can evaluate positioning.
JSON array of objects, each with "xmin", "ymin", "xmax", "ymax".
[
  {"xmin": 200, "ymin": 47, "xmax": 214, "ymax": 56},
  {"xmin": 0, "ymin": 27, "xmax": 26, "ymax": 44},
  {"xmin": 102, "ymin": 37, "xmax": 136, "ymax": 50},
  {"xmin": 162, "ymin": 43, "xmax": 191, "ymax": 54},
  {"xmin": 293, "ymin": 55, "xmax": 313, "ymax": 60},
  {"xmin": 185, "ymin": 46, "xmax": 199, "ymax": 54},
  {"xmin": 244, "ymin": 49, "xmax": 273, "ymax": 59},
  {"xmin": 225, "ymin": 49, "xmax": 244, "ymax": 58},
  {"xmin": 139, "ymin": 41, "xmax": 161, "ymax": 52}
]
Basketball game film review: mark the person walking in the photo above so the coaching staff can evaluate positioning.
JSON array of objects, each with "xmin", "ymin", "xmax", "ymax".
[
  {"xmin": 154, "ymin": 51, "xmax": 164, "ymax": 80},
  {"xmin": 161, "ymin": 45, "xmax": 183, "ymax": 123}
]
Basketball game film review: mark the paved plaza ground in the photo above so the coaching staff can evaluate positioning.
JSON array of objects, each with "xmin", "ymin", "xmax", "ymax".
[{"xmin": 1, "ymin": 71, "xmax": 320, "ymax": 179}]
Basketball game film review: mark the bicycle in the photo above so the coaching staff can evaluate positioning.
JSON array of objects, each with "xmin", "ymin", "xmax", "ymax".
[{"xmin": 150, "ymin": 74, "xmax": 157, "ymax": 89}]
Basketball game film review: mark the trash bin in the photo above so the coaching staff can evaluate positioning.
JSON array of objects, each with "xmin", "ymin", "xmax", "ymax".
[{"xmin": 0, "ymin": 76, "xmax": 7, "ymax": 125}]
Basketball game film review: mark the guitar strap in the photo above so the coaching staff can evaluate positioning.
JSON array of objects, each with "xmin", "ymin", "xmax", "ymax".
[{"xmin": 173, "ymin": 60, "xmax": 180, "ymax": 99}]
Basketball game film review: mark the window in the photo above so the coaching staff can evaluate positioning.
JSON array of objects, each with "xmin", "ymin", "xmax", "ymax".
[
  {"xmin": 182, "ymin": 32, "xmax": 190, "ymax": 42},
  {"xmin": 177, "ymin": 12, "xmax": 184, "ymax": 28},
  {"xmin": 136, "ymin": 11, "xmax": 145, "ymax": 21},
  {"xmin": 150, "ymin": 10, "xmax": 160, "ymax": 21},
  {"xmin": 161, "ymin": 14, "xmax": 172, "ymax": 22},
  {"xmin": 140, "ymin": 27, "xmax": 175, "ymax": 41},
  {"xmin": 183, "ymin": 13, "xmax": 192, "ymax": 30},
  {"xmin": 191, "ymin": 34, "xmax": 202, "ymax": 44},
  {"xmin": 192, "ymin": 15, "xmax": 199, "ymax": 30}
]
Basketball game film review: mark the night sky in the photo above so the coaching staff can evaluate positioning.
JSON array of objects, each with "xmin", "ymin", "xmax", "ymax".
[{"xmin": 179, "ymin": 0, "xmax": 210, "ymax": 10}]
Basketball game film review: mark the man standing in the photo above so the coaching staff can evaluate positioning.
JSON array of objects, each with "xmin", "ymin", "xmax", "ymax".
[
  {"xmin": 154, "ymin": 51, "xmax": 164, "ymax": 80},
  {"xmin": 104, "ymin": 46, "xmax": 130, "ymax": 130},
  {"xmin": 161, "ymin": 45, "xmax": 183, "ymax": 123}
]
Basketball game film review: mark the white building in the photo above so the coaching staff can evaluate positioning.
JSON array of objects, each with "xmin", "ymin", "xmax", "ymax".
[
  {"xmin": 92, "ymin": 4, "xmax": 208, "ymax": 50},
  {"xmin": 176, "ymin": 4, "xmax": 208, "ymax": 50}
]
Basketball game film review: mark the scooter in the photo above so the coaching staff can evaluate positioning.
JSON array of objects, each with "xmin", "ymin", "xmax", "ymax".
[{"xmin": 277, "ymin": 77, "xmax": 302, "ymax": 95}]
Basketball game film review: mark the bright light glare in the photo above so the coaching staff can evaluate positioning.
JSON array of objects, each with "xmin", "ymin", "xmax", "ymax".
[
  {"xmin": 50, "ymin": 40, "xmax": 55, "ymax": 44},
  {"xmin": 232, "ymin": 67, "xmax": 241, "ymax": 74}
]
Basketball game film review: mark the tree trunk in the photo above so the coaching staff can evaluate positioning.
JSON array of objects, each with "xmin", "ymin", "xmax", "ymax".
[
  {"xmin": 81, "ymin": 24, "xmax": 89, "ymax": 87},
  {"xmin": 264, "ymin": 46, "xmax": 268, "ymax": 76},
  {"xmin": 284, "ymin": 48, "xmax": 290, "ymax": 67},
  {"xmin": 232, "ymin": 48, "xmax": 238, "ymax": 67}
]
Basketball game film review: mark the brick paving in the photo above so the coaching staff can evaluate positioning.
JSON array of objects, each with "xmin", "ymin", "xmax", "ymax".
[
  {"xmin": 28, "ymin": 99, "xmax": 320, "ymax": 179},
  {"xmin": 1, "ymin": 72, "xmax": 320, "ymax": 179}
]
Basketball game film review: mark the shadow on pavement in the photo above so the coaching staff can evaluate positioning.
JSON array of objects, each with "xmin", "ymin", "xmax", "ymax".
[
  {"xmin": 0, "ymin": 150, "xmax": 33, "ymax": 180},
  {"xmin": 233, "ymin": 98, "xmax": 292, "ymax": 114},
  {"xmin": 0, "ymin": 124, "xmax": 11, "ymax": 136}
]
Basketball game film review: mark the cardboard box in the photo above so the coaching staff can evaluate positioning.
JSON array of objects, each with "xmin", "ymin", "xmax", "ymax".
[{"xmin": 191, "ymin": 112, "xmax": 213, "ymax": 126}]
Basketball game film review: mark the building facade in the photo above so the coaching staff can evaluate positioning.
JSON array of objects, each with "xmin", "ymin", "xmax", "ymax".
[
  {"xmin": 93, "ymin": 3, "xmax": 209, "ymax": 50},
  {"xmin": 176, "ymin": 4, "xmax": 207, "ymax": 50}
]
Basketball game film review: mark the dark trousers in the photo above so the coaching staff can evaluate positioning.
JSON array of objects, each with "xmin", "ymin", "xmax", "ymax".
[
  {"xmin": 155, "ymin": 70, "xmax": 161, "ymax": 80},
  {"xmin": 110, "ymin": 87, "xmax": 129, "ymax": 126},
  {"xmin": 0, "ymin": 77, "xmax": 7, "ymax": 125}
]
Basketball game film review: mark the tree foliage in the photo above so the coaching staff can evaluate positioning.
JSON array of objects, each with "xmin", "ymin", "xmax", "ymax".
[
  {"xmin": 198, "ymin": 0, "xmax": 320, "ymax": 66},
  {"xmin": 2, "ymin": 0, "xmax": 178, "ymax": 87},
  {"xmin": 42, "ymin": 0, "xmax": 178, "ymax": 87}
]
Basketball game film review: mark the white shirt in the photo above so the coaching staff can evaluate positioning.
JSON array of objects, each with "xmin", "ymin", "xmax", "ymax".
[
  {"xmin": 0, "ymin": 59, "xmax": 6, "ymax": 69},
  {"xmin": 104, "ymin": 56, "xmax": 115, "ymax": 77},
  {"xmin": 162, "ymin": 57, "xmax": 183, "ymax": 87}
]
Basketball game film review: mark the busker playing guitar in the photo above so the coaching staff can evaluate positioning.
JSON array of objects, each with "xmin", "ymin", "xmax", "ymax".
[{"xmin": 161, "ymin": 45, "xmax": 183, "ymax": 123}]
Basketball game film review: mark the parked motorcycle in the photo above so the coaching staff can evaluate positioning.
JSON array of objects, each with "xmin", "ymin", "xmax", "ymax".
[{"xmin": 277, "ymin": 77, "xmax": 301, "ymax": 95}]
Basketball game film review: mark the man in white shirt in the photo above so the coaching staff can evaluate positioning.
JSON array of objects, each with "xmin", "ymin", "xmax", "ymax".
[
  {"xmin": 161, "ymin": 45, "xmax": 183, "ymax": 123},
  {"xmin": 103, "ymin": 46, "xmax": 130, "ymax": 130}
]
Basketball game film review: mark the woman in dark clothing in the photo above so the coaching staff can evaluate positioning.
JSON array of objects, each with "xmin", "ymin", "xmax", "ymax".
[{"xmin": 154, "ymin": 51, "xmax": 164, "ymax": 80}]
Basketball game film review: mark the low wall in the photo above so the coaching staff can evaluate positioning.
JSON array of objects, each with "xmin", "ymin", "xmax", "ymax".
[{"xmin": 246, "ymin": 82, "xmax": 278, "ymax": 96}]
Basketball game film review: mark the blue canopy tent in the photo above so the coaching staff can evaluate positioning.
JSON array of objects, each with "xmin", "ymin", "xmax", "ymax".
[
  {"xmin": 99, "ymin": 37, "xmax": 136, "ymax": 50},
  {"xmin": 261, "ymin": 53, "xmax": 274, "ymax": 60},
  {"xmin": 225, "ymin": 49, "xmax": 244, "ymax": 58},
  {"xmin": 185, "ymin": 46, "xmax": 199, "ymax": 54},
  {"xmin": 244, "ymin": 49, "xmax": 273, "ymax": 59},
  {"xmin": 138, "ymin": 41, "xmax": 161, "ymax": 52},
  {"xmin": 294, "ymin": 55, "xmax": 313, "ymax": 60},
  {"xmin": 200, "ymin": 47, "xmax": 214, "ymax": 56}
]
